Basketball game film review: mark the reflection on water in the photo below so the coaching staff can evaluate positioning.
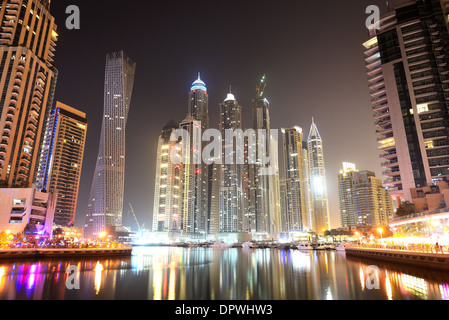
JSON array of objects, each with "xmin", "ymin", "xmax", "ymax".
[{"xmin": 0, "ymin": 246, "xmax": 448, "ymax": 300}]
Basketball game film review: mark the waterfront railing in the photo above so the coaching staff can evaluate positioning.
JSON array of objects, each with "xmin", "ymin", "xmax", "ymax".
[{"xmin": 347, "ymin": 243, "xmax": 449, "ymax": 255}]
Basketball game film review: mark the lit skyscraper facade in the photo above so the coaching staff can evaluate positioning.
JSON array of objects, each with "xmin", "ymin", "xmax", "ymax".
[
  {"xmin": 250, "ymin": 77, "xmax": 281, "ymax": 237},
  {"xmin": 338, "ymin": 162, "xmax": 394, "ymax": 228},
  {"xmin": 36, "ymin": 102, "xmax": 87, "ymax": 226},
  {"xmin": 307, "ymin": 118, "xmax": 330, "ymax": 234},
  {"xmin": 84, "ymin": 51, "xmax": 136, "ymax": 239},
  {"xmin": 152, "ymin": 120, "xmax": 182, "ymax": 232},
  {"xmin": 363, "ymin": 0, "xmax": 449, "ymax": 205},
  {"xmin": 0, "ymin": 0, "xmax": 58, "ymax": 188},
  {"xmin": 218, "ymin": 92, "xmax": 243, "ymax": 233},
  {"xmin": 281, "ymin": 126, "xmax": 308, "ymax": 232},
  {"xmin": 179, "ymin": 75, "xmax": 209, "ymax": 237}
]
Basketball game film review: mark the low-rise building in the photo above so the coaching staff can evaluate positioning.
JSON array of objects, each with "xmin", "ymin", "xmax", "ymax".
[
  {"xmin": 410, "ymin": 181, "xmax": 449, "ymax": 212},
  {"xmin": 0, "ymin": 188, "xmax": 56, "ymax": 238}
]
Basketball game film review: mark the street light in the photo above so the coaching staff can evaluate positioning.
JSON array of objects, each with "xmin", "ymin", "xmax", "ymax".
[{"xmin": 378, "ymin": 228, "xmax": 383, "ymax": 240}]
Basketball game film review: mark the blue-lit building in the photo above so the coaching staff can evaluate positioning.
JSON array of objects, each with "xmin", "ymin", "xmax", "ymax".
[{"xmin": 36, "ymin": 102, "xmax": 87, "ymax": 227}]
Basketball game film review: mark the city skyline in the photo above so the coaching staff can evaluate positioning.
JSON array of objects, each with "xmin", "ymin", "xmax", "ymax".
[
  {"xmin": 44, "ymin": 0, "xmax": 406, "ymax": 230},
  {"xmin": 3, "ymin": 0, "xmax": 449, "ymax": 305}
]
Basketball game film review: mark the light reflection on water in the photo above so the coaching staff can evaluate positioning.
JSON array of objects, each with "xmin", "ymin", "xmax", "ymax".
[{"xmin": 0, "ymin": 246, "xmax": 448, "ymax": 300}]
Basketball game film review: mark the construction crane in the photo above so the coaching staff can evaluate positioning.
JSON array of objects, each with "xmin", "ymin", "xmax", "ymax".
[
  {"xmin": 256, "ymin": 74, "xmax": 267, "ymax": 98},
  {"xmin": 128, "ymin": 203, "xmax": 145, "ymax": 232}
]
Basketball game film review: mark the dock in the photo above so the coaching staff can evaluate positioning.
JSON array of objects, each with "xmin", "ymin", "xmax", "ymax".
[
  {"xmin": 0, "ymin": 247, "xmax": 133, "ymax": 260},
  {"xmin": 345, "ymin": 244, "xmax": 449, "ymax": 272}
]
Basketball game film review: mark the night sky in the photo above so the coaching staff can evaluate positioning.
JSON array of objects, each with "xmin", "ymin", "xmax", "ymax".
[{"xmin": 48, "ymin": 0, "xmax": 403, "ymax": 230}]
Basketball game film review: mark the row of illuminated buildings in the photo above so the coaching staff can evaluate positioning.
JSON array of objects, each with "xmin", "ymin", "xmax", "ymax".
[
  {"xmin": 0, "ymin": 0, "xmax": 89, "ymax": 238},
  {"xmin": 151, "ymin": 75, "xmax": 332, "ymax": 240},
  {"xmin": 0, "ymin": 0, "xmax": 136, "ymax": 241}
]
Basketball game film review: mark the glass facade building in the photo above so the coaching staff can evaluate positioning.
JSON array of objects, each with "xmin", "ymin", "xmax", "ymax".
[
  {"xmin": 363, "ymin": 0, "xmax": 449, "ymax": 205},
  {"xmin": 84, "ymin": 51, "xmax": 136, "ymax": 239},
  {"xmin": 36, "ymin": 102, "xmax": 87, "ymax": 227}
]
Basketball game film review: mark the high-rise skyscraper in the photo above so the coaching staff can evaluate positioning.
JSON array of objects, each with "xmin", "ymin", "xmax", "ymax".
[
  {"xmin": 36, "ymin": 102, "xmax": 87, "ymax": 227},
  {"xmin": 218, "ymin": 91, "xmax": 243, "ymax": 233},
  {"xmin": 152, "ymin": 119, "xmax": 182, "ymax": 232},
  {"xmin": 179, "ymin": 74, "xmax": 210, "ymax": 237},
  {"xmin": 363, "ymin": 0, "xmax": 449, "ymax": 205},
  {"xmin": 84, "ymin": 51, "xmax": 136, "ymax": 239},
  {"xmin": 279, "ymin": 179, "xmax": 288, "ymax": 233},
  {"xmin": 281, "ymin": 126, "xmax": 308, "ymax": 233},
  {"xmin": 249, "ymin": 76, "xmax": 281, "ymax": 237},
  {"xmin": 0, "ymin": 0, "xmax": 58, "ymax": 188},
  {"xmin": 338, "ymin": 162, "xmax": 394, "ymax": 228},
  {"xmin": 307, "ymin": 118, "xmax": 330, "ymax": 234}
]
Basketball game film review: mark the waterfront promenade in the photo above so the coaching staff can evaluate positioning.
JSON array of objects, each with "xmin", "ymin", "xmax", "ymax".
[
  {"xmin": 345, "ymin": 243, "xmax": 449, "ymax": 271},
  {"xmin": 0, "ymin": 245, "xmax": 132, "ymax": 259}
]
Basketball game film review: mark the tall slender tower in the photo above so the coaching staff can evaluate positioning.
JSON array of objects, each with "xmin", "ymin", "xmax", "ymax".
[
  {"xmin": 84, "ymin": 51, "xmax": 136, "ymax": 239},
  {"xmin": 307, "ymin": 118, "xmax": 330, "ymax": 234},
  {"xmin": 152, "ymin": 119, "xmax": 182, "ymax": 232},
  {"xmin": 0, "ymin": 0, "xmax": 58, "ymax": 188},
  {"xmin": 363, "ymin": 0, "xmax": 449, "ymax": 206},
  {"xmin": 250, "ymin": 75, "xmax": 281, "ymax": 237},
  {"xmin": 180, "ymin": 74, "xmax": 209, "ymax": 237},
  {"xmin": 218, "ymin": 91, "xmax": 243, "ymax": 233},
  {"xmin": 36, "ymin": 102, "xmax": 87, "ymax": 226},
  {"xmin": 281, "ymin": 126, "xmax": 308, "ymax": 233}
]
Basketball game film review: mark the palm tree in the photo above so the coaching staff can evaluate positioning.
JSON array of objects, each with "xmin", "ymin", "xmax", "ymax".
[{"xmin": 395, "ymin": 201, "xmax": 415, "ymax": 217}]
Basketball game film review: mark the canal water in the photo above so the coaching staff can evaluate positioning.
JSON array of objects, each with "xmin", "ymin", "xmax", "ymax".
[{"xmin": 0, "ymin": 246, "xmax": 448, "ymax": 300}]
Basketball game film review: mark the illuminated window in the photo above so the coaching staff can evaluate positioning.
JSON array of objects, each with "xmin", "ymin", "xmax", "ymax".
[{"xmin": 417, "ymin": 104, "xmax": 428, "ymax": 114}]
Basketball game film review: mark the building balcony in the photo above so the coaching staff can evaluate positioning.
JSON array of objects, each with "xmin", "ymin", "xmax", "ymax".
[
  {"xmin": 368, "ymin": 74, "xmax": 384, "ymax": 84},
  {"xmin": 383, "ymin": 169, "xmax": 401, "ymax": 177},
  {"xmin": 383, "ymin": 177, "xmax": 402, "ymax": 186},
  {"xmin": 34, "ymin": 89, "xmax": 43, "ymax": 99},
  {"xmin": 369, "ymin": 80, "xmax": 385, "ymax": 91},
  {"xmin": 373, "ymin": 103, "xmax": 389, "ymax": 113},
  {"xmin": 378, "ymin": 138, "xmax": 396, "ymax": 150},
  {"xmin": 381, "ymin": 160, "xmax": 399, "ymax": 168},
  {"xmin": 371, "ymin": 94, "xmax": 387, "ymax": 105},
  {"xmin": 374, "ymin": 110, "xmax": 390, "ymax": 120},
  {"xmin": 376, "ymin": 127, "xmax": 393, "ymax": 136},
  {"xmin": 32, "ymin": 95, "xmax": 42, "ymax": 105},
  {"xmin": 375, "ymin": 118, "xmax": 392, "ymax": 127}
]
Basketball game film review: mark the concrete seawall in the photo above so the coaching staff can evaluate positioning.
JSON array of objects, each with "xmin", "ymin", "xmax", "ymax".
[
  {"xmin": 0, "ymin": 247, "xmax": 132, "ymax": 260},
  {"xmin": 345, "ymin": 245, "xmax": 449, "ymax": 272}
]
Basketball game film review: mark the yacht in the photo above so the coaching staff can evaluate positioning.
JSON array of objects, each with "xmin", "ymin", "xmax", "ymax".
[
  {"xmin": 297, "ymin": 243, "xmax": 314, "ymax": 251},
  {"xmin": 336, "ymin": 243, "xmax": 346, "ymax": 252},
  {"xmin": 211, "ymin": 241, "xmax": 232, "ymax": 249},
  {"xmin": 241, "ymin": 241, "xmax": 254, "ymax": 249}
]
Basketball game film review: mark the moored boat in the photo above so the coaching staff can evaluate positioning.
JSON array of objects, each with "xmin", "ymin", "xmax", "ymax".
[
  {"xmin": 241, "ymin": 241, "xmax": 253, "ymax": 249},
  {"xmin": 297, "ymin": 243, "xmax": 314, "ymax": 251},
  {"xmin": 211, "ymin": 241, "xmax": 232, "ymax": 249}
]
